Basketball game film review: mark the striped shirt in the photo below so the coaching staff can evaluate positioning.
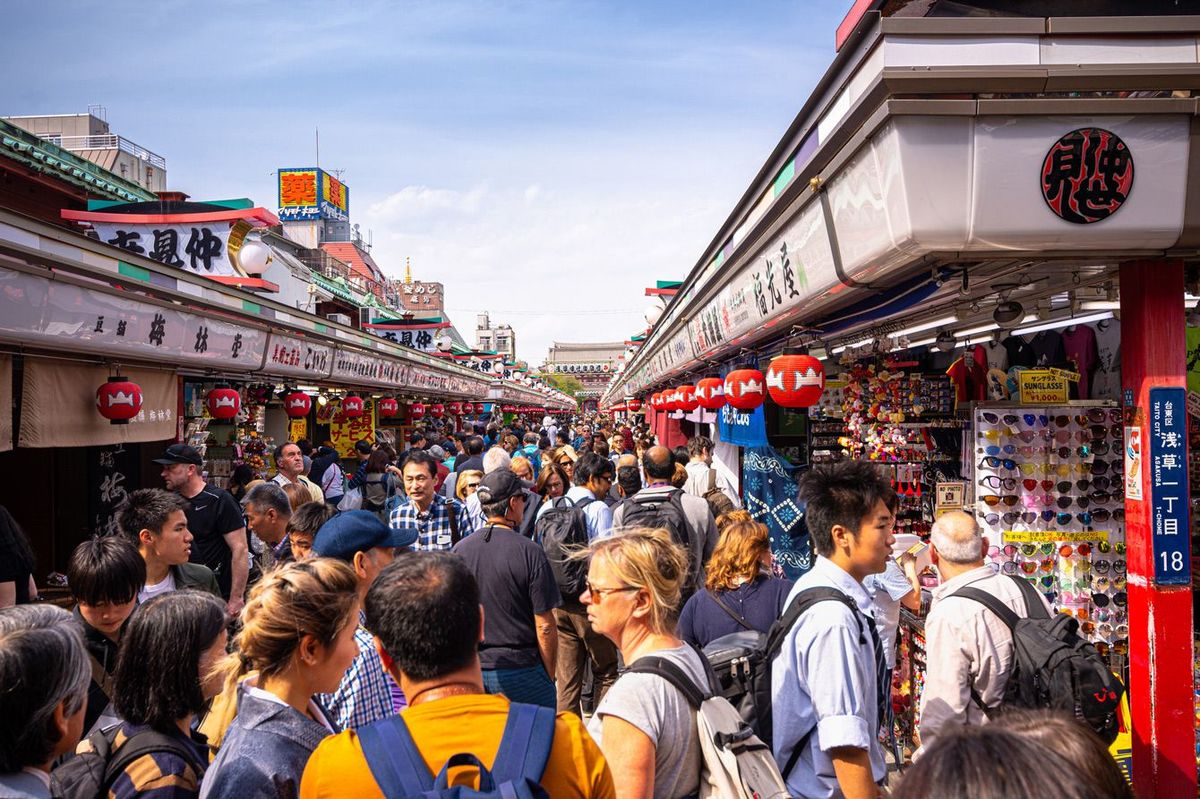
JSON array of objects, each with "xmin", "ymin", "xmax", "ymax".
[
  {"xmin": 317, "ymin": 612, "xmax": 400, "ymax": 730},
  {"xmin": 85, "ymin": 722, "xmax": 207, "ymax": 799},
  {"xmin": 389, "ymin": 494, "xmax": 462, "ymax": 552}
]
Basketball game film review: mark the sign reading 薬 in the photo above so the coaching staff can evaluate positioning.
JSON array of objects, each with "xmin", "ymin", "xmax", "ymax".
[{"xmin": 1147, "ymin": 386, "xmax": 1190, "ymax": 584}]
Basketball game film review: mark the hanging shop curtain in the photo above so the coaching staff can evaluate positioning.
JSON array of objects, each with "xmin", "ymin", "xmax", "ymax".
[
  {"xmin": 20, "ymin": 358, "xmax": 178, "ymax": 448},
  {"xmin": 0, "ymin": 355, "xmax": 11, "ymax": 453},
  {"xmin": 742, "ymin": 445, "xmax": 812, "ymax": 581},
  {"xmin": 710, "ymin": 424, "xmax": 741, "ymax": 499}
]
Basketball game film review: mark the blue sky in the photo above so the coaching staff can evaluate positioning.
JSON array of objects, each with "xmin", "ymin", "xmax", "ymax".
[{"xmin": 1, "ymin": 0, "xmax": 848, "ymax": 362}]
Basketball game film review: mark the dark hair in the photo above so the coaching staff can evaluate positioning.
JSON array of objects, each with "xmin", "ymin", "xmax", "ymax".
[
  {"xmin": 671, "ymin": 445, "xmax": 690, "ymax": 467},
  {"xmin": 687, "ymin": 435, "xmax": 713, "ymax": 457},
  {"xmin": 112, "ymin": 590, "xmax": 226, "ymax": 733},
  {"xmin": 991, "ymin": 710, "xmax": 1133, "ymax": 799},
  {"xmin": 593, "ymin": 439, "xmax": 610, "ymax": 458},
  {"xmin": 0, "ymin": 605, "xmax": 90, "ymax": 771},
  {"xmin": 401, "ymin": 449, "xmax": 438, "ymax": 478},
  {"xmin": 642, "ymin": 446, "xmax": 675, "ymax": 480},
  {"xmin": 245, "ymin": 482, "xmax": 292, "ymax": 517},
  {"xmin": 354, "ymin": 440, "xmax": 373, "ymax": 456},
  {"xmin": 555, "ymin": 430, "xmax": 569, "ymax": 444},
  {"xmin": 617, "ymin": 464, "xmax": 642, "ymax": 497},
  {"xmin": 365, "ymin": 552, "xmax": 481, "ymax": 682},
  {"xmin": 366, "ymin": 448, "xmax": 391, "ymax": 474},
  {"xmin": 522, "ymin": 432, "xmax": 539, "ymax": 445},
  {"xmin": 288, "ymin": 501, "xmax": 335, "ymax": 537},
  {"xmin": 463, "ymin": 435, "xmax": 483, "ymax": 455},
  {"xmin": 273, "ymin": 441, "xmax": 300, "ymax": 462},
  {"xmin": 537, "ymin": 435, "xmax": 551, "ymax": 450},
  {"xmin": 481, "ymin": 493, "xmax": 516, "ymax": 519},
  {"xmin": 67, "ymin": 536, "xmax": 146, "ymax": 607},
  {"xmin": 534, "ymin": 463, "xmax": 570, "ymax": 497},
  {"xmin": 0, "ymin": 505, "xmax": 35, "ymax": 576},
  {"xmin": 116, "ymin": 489, "xmax": 189, "ymax": 543},
  {"xmin": 797, "ymin": 461, "xmax": 897, "ymax": 557},
  {"xmin": 297, "ymin": 439, "xmax": 313, "ymax": 456},
  {"xmin": 409, "ymin": 431, "xmax": 427, "ymax": 447},
  {"xmin": 891, "ymin": 724, "xmax": 1105, "ymax": 799},
  {"xmin": 230, "ymin": 463, "xmax": 256, "ymax": 487},
  {"xmin": 574, "ymin": 452, "xmax": 614, "ymax": 487}
]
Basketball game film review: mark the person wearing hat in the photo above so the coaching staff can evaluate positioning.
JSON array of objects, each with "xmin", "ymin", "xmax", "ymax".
[
  {"xmin": 426, "ymin": 444, "xmax": 451, "ymax": 492},
  {"xmin": 153, "ymin": 443, "xmax": 248, "ymax": 616},
  {"xmin": 452, "ymin": 469, "xmax": 562, "ymax": 710},
  {"xmin": 312, "ymin": 509, "xmax": 417, "ymax": 730}
]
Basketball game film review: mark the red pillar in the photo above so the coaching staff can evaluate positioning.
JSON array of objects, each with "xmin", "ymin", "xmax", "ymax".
[{"xmin": 1119, "ymin": 259, "xmax": 1196, "ymax": 798}]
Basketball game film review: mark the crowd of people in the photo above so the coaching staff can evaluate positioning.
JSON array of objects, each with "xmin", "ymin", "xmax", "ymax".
[{"xmin": 0, "ymin": 412, "xmax": 1133, "ymax": 798}]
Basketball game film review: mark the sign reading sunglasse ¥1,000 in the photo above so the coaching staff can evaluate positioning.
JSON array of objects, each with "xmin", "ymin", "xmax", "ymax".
[
  {"xmin": 1148, "ymin": 387, "xmax": 1190, "ymax": 585},
  {"xmin": 1018, "ymin": 370, "xmax": 1070, "ymax": 404}
]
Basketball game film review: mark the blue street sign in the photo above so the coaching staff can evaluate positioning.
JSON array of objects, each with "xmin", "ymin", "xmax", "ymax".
[{"xmin": 1148, "ymin": 386, "xmax": 1191, "ymax": 585}]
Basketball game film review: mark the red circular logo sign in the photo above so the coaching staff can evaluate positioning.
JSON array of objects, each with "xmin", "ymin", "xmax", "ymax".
[{"xmin": 1040, "ymin": 128, "xmax": 1133, "ymax": 225}]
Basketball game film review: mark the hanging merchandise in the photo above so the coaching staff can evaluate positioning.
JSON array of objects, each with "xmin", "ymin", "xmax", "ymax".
[
  {"xmin": 430, "ymin": 403, "xmax": 446, "ymax": 419},
  {"xmin": 724, "ymin": 367, "xmax": 766, "ymax": 411},
  {"xmin": 378, "ymin": 397, "xmax": 399, "ymax": 418},
  {"xmin": 696, "ymin": 377, "xmax": 726, "ymax": 410},
  {"xmin": 409, "ymin": 402, "xmax": 426, "ymax": 419},
  {"xmin": 205, "ymin": 385, "xmax": 241, "ymax": 420},
  {"xmin": 96, "ymin": 375, "xmax": 143, "ymax": 425},
  {"xmin": 742, "ymin": 445, "xmax": 811, "ymax": 580},
  {"xmin": 767, "ymin": 349, "xmax": 825, "ymax": 408},
  {"xmin": 342, "ymin": 394, "xmax": 365, "ymax": 418},
  {"xmin": 676, "ymin": 384, "xmax": 699, "ymax": 412},
  {"xmin": 284, "ymin": 390, "xmax": 312, "ymax": 418}
]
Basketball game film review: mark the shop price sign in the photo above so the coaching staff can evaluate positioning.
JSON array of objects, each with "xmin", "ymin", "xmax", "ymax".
[
  {"xmin": 1017, "ymin": 370, "xmax": 1070, "ymax": 404},
  {"xmin": 1002, "ymin": 530, "xmax": 1109, "ymax": 543},
  {"xmin": 1148, "ymin": 387, "xmax": 1190, "ymax": 584}
]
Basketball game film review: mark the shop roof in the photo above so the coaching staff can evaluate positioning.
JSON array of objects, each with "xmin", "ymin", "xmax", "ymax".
[
  {"xmin": 321, "ymin": 241, "xmax": 386, "ymax": 284},
  {"xmin": 0, "ymin": 118, "xmax": 155, "ymax": 203}
]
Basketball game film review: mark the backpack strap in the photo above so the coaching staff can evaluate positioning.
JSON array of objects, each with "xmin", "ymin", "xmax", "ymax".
[
  {"xmin": 358, "ymin": 714, "xmax": 436, "ymax": 797},
  {"xmin": 102, "ymin": 728, "xmax": 205, "ymax": 790},
  {"xmin": 707, "ymin": 468, "xmax": 717, "ymax": 494},
  {"xmin": 490, "ymin": 702, "xmax": 558, "ymax": 785},
  {"xmin": 950, "ymin": 586, "xmax": 1021, "ymax": 630},
  {"xmin": 88, "ymin": 651, "xmax": 114, "ymax": 699},
  {"xmin": 764, "ymin": 586, "xmax": 865, "ymax": 663},
  {"xmin": 948, "ymin": 580, "xmax": 1040, "ymax": 719},
  {"xmin": 448, "ymin": 500, "xmax": 461, "ymax": 545},
  {"xmin": 625, "ymin": 654, "xmax": 710, "ymax": 710},
  {"xmin": 710, "ymin": 592, "xmax": 754, "ymax": 632}
]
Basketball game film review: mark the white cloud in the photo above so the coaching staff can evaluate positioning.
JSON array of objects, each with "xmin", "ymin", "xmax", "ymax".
[{"xmin": 368, "ymin": 184, "xmax": 489, "ymax": 221}]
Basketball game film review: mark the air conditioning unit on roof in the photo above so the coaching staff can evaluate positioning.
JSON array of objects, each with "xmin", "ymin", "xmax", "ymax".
[{"xmin": 326, "ymin": 313, "xmax": 351, "ymax": 326}]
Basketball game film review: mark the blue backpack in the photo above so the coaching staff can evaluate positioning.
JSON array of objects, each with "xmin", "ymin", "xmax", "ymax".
[{"xmin": 358, "ymin": 702, "xmax": 556, "ymax": 798}]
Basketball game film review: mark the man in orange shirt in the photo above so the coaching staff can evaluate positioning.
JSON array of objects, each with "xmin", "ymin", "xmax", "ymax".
[{"xmin": 300, "ymin": 551, "xmax": 615, "ymax": 798}]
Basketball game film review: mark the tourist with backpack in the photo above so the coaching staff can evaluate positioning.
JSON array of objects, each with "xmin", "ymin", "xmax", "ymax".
[
  {"xmin": 54, "ymin": 590, "xmax": 227, "ymax": 799},
  {"xmin": 0, "ymin": 605, "xmax": 90, "ymax": 799},
  {"xmin": 773, "ymin": 461, "xmax": 897, "ymax": 799},
  {"xmin": 359, "ymin": 449, "xmax": 399, "ymax": 523},
  {"xmin": 682, "ymin": 435, "xmax": 741, "ymax": 516},
  {"xmin": 612, "ymin": 446, "xmax": 717, "ymax": 598},
  {"xmin": 533, "ymin": 452, "xmax": 618, "ymax": 715},
  {"xmin": 299, "ymin": 552, "xmax": 616, "ymax": 798},
  {"xmin": 917, "ymin": 511, "xmax": 1123, "ymax": 752}
]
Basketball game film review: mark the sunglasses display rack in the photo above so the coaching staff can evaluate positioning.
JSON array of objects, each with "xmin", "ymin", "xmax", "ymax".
[{"xmin": 973, "ymin": 404, "xmax": 1128, "ymax": 665}]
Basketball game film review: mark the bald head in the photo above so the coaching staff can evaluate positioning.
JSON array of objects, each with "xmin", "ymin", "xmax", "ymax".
[
  {"xmin": 643, "ymin": 446, "xmax": 674, "ymax": 481},
  {"xmin": 616, "ymin": 453, "xmax": 638, "ymax": 469},
  {"xmin": 930, "ymin": 510, "xmax": 985, "ymax": 565}
]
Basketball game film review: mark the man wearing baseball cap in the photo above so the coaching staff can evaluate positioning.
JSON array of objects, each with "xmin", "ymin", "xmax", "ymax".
[
  {"xmin": 153, "ymin": 443, "xmax": 248, "ymax": 616},
  {"xmin": 312, "ymin": 510, "xmax": 416, "ymax": 730},
  {"xmin": 452, "ymin": 469, "xmax": 562, "ymax": 709}
]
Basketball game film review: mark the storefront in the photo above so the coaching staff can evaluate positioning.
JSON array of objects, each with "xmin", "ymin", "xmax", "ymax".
[{"xmin": 601, "ymin": 8, "xmax": 1199, "ymax": 794}]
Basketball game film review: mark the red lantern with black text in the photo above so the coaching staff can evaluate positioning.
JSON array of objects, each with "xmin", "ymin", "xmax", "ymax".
[
  {"xmin": 409, "ymin": 402, "xmax": 426, "ymax": 419},
  {"xmin": 447, "ymin": 401, "xmax": 463, "ymax": 416},
  {"xmin": 284, "ymin": 391, "xmax": 312, "ymax": 418},
  {"xmin": 724, "ymin": 368, "xmax": 765, "ymax": 411},
  {"xmin": 205, "ymin": 386, "xmax": 241, "ymax": 420},
  {"xmin": 342, "ymin": 394, "xmax": 364, "ymax": 418},
  {"xmin": 378, "ymin": 397, "xmax": 399, "ymax": 418},
  {"xmin": 96, "ymin": 376, "xmax": 143, "ymax": 425},
  {"xmin": 430, "ymin": 403, "xmax": 445, "ymax": 419},
  {"xmin": 676, "ymin": 384, "xmax": 699, "ymax": 412},
  {"xmin": 696, "ymin": 377, "xmax": 726, "ymax": 410},
  {"xmin": 767, "ymin": 350, "xmax": 825, "ymax": 407}
]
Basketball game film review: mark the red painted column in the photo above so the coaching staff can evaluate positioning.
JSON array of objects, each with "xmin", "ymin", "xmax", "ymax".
[{"xmin": 1119, "ymin": 259, "xmax": 1196, "ymax": 798}]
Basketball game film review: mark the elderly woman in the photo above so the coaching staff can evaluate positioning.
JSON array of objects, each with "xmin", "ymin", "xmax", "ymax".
[
  {"xmin": 0, "ymin": 605, "xmax": 90, "ymax": 798},
  {"xmin": 584, "ymin": 528, "xmax": 705, "ymax": 799},
  {"xmin": 677, "ymin": 518, "xmax": 793, "ymax": 647}
]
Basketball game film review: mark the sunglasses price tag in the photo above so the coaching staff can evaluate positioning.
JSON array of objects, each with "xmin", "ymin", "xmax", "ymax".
[{"xmin": 1002, "ymin": 530, "xmax": 1110, "ymax": 543}]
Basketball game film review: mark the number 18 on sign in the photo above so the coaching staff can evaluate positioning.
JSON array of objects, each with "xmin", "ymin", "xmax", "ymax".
[{"xmin": 1149, "ymin": 387, "xmax": 1190, "ymax": 584}]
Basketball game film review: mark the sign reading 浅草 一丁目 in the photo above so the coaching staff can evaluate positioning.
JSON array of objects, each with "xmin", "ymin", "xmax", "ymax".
[{"xmin": 1148, "ymin": 386, "xmax": 1190, "ymax": 585}]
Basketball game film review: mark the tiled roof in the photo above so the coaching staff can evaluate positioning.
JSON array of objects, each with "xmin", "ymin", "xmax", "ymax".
[
  {"xmin": 321, "ymin": 241, "xmax": 384, "ymax": 283},
  {"xmin": 0, "ymin": 119, "xmax": 155, "ymax": 203}
]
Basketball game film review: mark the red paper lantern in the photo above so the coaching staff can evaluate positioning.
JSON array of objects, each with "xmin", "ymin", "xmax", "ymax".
[
  {"xmin": 205, "ymin": 386, "xmax": 241, "ymax": 420},
  {"xmin": 447, "ymin": 401, "xmax": 463, "ymax": 416},
  {"xmin": 342, "ymin": 394, "xmax": 364, "ymax": 418},
  {"xmin": 628, "ymin": 399, "xmax": 642, "ymax": 412},
  {"xmin": 676, "ymin": 384, "xmax": 699, "ymax": 412},
  {"xmin": 409, "ymin": 402, "xmax": 426, "ymax": 419},
  {"xmin": 378, "ymin": 397, "xmax": 399, "ymax": 418},
  {"xmin": 96, "ymin": 376, "xmax": 143, "ymax": 425},
  {"xmin": 724, "ymin": 368, "xmax": 766, "ymax": 411},
  {"xmin": 430, "ymin": 403, "xmax": 445, "ymax": 419},
  {"xmin": 284, "ymin": 391, "xmax": 312, "ymax": 418},
  {"xmin": 767, "ymin": 350, "xmax": 826, "ymax": 408},
  {"xmin": 695, "ymin": 377, "xmax": 726, "ymax": 410}
]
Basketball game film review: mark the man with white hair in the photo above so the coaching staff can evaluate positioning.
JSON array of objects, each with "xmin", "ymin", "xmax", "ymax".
[
  {"xmin": 917, "ymin": 510, "xmax": 1052, "ymax": 753},
  {"xmin": 460, "ymin": 446, "xmax": 544, "ymax": 537}
]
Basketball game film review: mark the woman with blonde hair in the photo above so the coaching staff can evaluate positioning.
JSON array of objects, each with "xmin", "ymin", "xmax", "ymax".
[
  {"xmin": 583, "ymin": 528, "xmax": 706, "ymax": 799},
  {"xmin": 677, "ymin": 518, "xmax": 793, "ymax": 647},
  {"xmin": 199, "ymin": 559, "xmax": 360, "ymax": 799},
  {"xmin": 455, "ymin": 469, "xmax": 484, "ymax": 501},
  {"xmin": 509, "ymin": 455, "xmax": 534, "ymax": 482}
]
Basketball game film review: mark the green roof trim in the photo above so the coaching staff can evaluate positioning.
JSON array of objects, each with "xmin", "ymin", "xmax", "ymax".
[
  {"xmin": 86, "ymin": 197, "xmax": 253, "ymax": 211},
  {"xmin": 0, "ymin": 119, "xmax": 155, "ymax": 203},
  {"xmin": 655, "ymin": 280, "xmax": 683, "ymax": 289},
  {"xmin": 315, "ymin": 323, "xmax": 328, "ymax": 333},
  {"xmin": 242, "ymin": 300, "xmax": 261, "ymax": 314},
  {"xmin": 117, "ymin": 260, "xmax": 150, "ymax": 282},
  {"xmin": 773, "ymin": 159, "xmax": 795, "ymax": 197}
]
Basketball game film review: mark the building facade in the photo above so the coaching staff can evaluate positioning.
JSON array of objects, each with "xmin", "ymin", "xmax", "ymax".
[
  {"xmin": 475, "ymin": 312, "xmax": 516, "ymax": 360},
  {"xmin": 541, "ymin": 341, "xmax": 624, "ymax": 404}
]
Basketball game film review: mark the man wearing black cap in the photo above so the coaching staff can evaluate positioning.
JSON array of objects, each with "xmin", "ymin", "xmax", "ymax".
[
  {"xmin": 452, "ymin": 469, "xmax": 562, "ymax": 710},
  {"xmin": 153, "ymin": 443, "xmax": 248, "ymax": 616}
]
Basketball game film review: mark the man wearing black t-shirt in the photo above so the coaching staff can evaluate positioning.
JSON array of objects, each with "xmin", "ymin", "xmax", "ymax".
[
  {"xmin": 452, "ymin": 468, "xmax": 561, "ymax": 709},
  {"xmin": 153, "ymin": 444, "xmax": 248, "ymax": 616}
]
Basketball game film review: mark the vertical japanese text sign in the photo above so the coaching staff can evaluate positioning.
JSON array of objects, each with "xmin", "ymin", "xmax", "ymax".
[{"xmin": 1148, "ymin": 387, "xmax": 1190, "ymax": 584}]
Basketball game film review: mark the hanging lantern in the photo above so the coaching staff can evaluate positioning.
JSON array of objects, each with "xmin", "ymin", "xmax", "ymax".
[
  {"xmin": 378, "ymin": 397, "xmax": 399, "ymax": 418},
  {"xmin": 628, "ymin": 399, "xmax": 642, "ymax": 412},
  {"xmin": 724, "ymin": 367, "xmax": 766, "ymax": 411},
  {"xmin": 96, "ymin": 376, "xmax": 143, "ymax": 425},
  {"xmin": 661, "ymin": 389, "xmax": 679, "ymax": 412},
  {"xmin": 205, "ymin": 385, "xmax": 241, "ymax": 420},
  {"xmin": 695, "ymin": 377, "xmax": 726, "ymax": 410},
  {"xmin": 284, "ymin": 390, "xmax": 312, "ymax": 418},
  {"xmin": 430, "ymin": 403, "xmax": 446, "ymax": 419},
  {"xmin": 767, "ymin": 349, "xmax": 826, "ymax": 408},
  {"xmin": 409, "ymin": 402, "xmax": 426, "ymax": 419},
  {"xmin": 342, "ymin": 394, "xmax": 364, "ymax": 418},
  {"xmin": 676, "ymin": 384, "xmax": 699, "ymax": 412},
  {"xmin": 447, "ymin": 401, "xmax": 463, "ymax": 416}
]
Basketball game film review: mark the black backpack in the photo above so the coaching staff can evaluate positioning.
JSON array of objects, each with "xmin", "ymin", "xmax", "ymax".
[
  {"xmin": 533, "ymin": 495, "xmax": 594, "ymax": 603},
  {"xmin": 700, "ymin": 586, "xmax": 865, "ymax": 780},
  {"xmin": 52, "ymin": 726, "xmax": 206, "ymax": 799},
  {"xmin": 616, "ymin": 489, "xmax": 692, "ymax": 549},
  {"xmin": 362, "ymin": 473, "xmax": 393, "ymax": 517},
  {"xmin": 952, "ymin": 575, "xmax": 1124, "ymax": 744}
]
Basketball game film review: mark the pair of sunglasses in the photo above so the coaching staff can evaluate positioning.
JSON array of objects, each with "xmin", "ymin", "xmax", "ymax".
[{"xmin": 982, "ymin": 412, "xmax": 1021, "ymax": 426}]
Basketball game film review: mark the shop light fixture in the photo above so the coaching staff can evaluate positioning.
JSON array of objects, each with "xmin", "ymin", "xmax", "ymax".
[
  {"xmin": 893, "ymin": 315, "xmax": 958, "ymax": 339},
  {"xmin": 1013, "ymin": 311, "xmax": 1113, "ymax": 337},
  {"xmin": 888, "ymin": 336, "xmax": 937, "ymax": 353},
  {"xmin": 1080, "ymin": 301, "xmax": 1120, "ymax": 311}
]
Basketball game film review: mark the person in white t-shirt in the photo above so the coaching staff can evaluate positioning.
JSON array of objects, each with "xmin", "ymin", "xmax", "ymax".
[{"xmin": 117, "ymin": 489, "xmax": 221, "ymax": 602}]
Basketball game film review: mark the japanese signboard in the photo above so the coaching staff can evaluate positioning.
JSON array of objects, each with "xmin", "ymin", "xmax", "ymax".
[
  {"xmin": 321, "ymin": 172, "xmax": 350, "ymax": 221},
  {"xmin": 331, "ymin": 347, "xmax": 409, "ymax": 387},
  {"xmin": 262, "ymin": 333, "xmax": 333, "ymax": 380},
  {"xmin": 935, "ymin": 482, "xmax": 965, "ymax": 517},
  {"xmin": 1018, "ymin": 370, "xmax": 1070, "ymax": 404},
  {"xmin": 395, "ymin": 281, "xmax": 444, "ymax": 312},
  {"xmin": 330, "ymin": 400, "xmax": 377, "ymax": 458},
  {"xmin": 1147, "ymin": 387, "xmax": 1190, "ymax": 585},
  {"xmin": 88, "ymin": 442, "xmax": 139, "ymax": 539},
  {"xmin": 718, "ymin": 404, "xmax": 768, "ymax": 448},
  {"xmin": 379, "ymin": 328, "xmax": 437, "ymax": 351},
  {"xmin": 92, "ymin": 223, "xmax": 238, "ymax": 278},
  {"xmin": 278, "ymin": 168, "xmax": 350, "ymax": 222}
]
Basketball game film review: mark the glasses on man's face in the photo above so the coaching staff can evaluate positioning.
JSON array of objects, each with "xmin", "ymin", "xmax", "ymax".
[{"xmin": 584, "ymin": 581, "xmax": 639, "ymax": 602}]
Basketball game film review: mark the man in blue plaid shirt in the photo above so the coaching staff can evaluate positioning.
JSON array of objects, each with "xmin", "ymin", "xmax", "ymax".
[{"xmin": 390, "ymin": 450, "xmax": 462, "ymax": 551}]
